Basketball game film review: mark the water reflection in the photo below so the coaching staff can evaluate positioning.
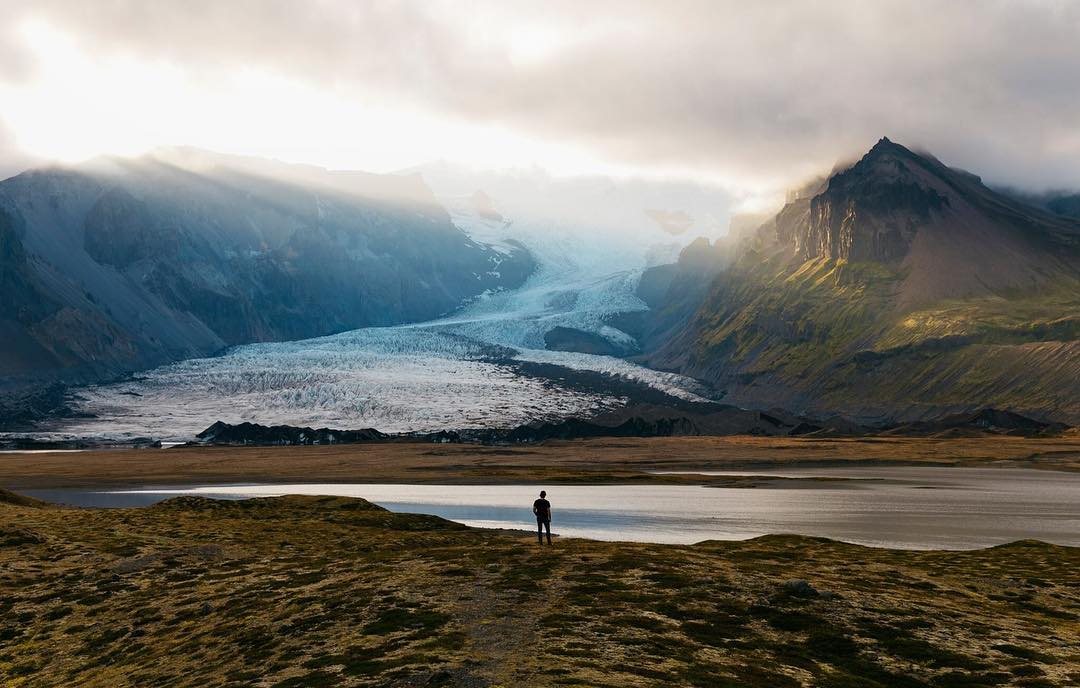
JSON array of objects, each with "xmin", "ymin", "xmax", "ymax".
[{"xmin": 25, "ymin": 466, "xmax": 1080, "ymax": 550}]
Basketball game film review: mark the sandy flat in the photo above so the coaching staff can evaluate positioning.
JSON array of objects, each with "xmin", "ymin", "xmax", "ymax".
[{"xmin": 1, "ymin": 434, "xmax": 1078, "ymax": 490}]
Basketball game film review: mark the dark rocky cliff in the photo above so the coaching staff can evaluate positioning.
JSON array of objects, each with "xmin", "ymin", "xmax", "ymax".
[{"xmin": 795, "ymin": 138, "xmax": 948, "ymax": 263}]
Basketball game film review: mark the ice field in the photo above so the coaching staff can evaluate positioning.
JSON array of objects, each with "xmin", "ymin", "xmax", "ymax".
[{"xmin": 45, "ymin": 185, "xmax": 724, "ymax": 442}]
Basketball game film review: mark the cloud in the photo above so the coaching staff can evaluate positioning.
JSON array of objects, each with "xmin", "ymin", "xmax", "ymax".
[
  {"xmin": 0, "ymin": 120, "xmax": 36, "ymax": 181},
  {"xmin": 1, "ymin": 0, "xmax": 1079, "ymax": 193}
]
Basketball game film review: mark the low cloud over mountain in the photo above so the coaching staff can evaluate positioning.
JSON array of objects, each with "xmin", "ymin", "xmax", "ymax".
[{"xmin": 1, "ymin": 1, "xmax": 1079, "ymax": 196}]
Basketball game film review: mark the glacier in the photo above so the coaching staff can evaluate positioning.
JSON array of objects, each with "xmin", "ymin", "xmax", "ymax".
[{"xmin": 40, "ymin": 175, "xmax": 729, "ymax": 443}]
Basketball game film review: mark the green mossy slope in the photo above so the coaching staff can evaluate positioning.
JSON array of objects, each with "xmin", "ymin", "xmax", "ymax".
[{"xmin": 670, "ymin": 253, "xmax": 1080, "ymax": 422}]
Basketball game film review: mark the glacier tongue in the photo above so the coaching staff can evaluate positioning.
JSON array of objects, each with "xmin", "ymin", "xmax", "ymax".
[
  {"xmin": 58, "ymin": 342, "xmax": 628, "ymax": 442},
  {"xmin": 44, "ymin": 190, "xmax": 717, "ymax": 443}
]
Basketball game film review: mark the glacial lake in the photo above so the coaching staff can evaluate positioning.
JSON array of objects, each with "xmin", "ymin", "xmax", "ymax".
[{"xmin": 25, "ymin": 466, "xmax": 1080, "ymax": 550}]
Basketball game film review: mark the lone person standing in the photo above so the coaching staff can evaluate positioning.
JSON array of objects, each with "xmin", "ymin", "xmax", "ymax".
[{"xmin": 533, "ymin": 490, "xmax": 552, "ymax": 545}]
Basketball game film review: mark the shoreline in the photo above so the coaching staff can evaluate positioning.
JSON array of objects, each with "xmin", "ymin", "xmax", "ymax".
[{"xmin": 9, "ymin": 485, "xmax": 1080, "ymax": 553}]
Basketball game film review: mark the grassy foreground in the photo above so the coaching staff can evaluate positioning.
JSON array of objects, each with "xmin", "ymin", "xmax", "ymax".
[{"xmin": 1, "ymin": 491, "xmax": 1078, "ymax": 687}]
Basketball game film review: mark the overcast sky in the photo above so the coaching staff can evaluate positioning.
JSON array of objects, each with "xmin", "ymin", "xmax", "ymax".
[{"xmin": 1, "ymin": 0, "xmax": 1078, "ymax": 202}]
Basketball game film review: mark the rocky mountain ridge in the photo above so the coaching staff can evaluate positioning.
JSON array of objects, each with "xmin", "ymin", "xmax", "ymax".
[{"xmin": 641, "ymin": 138, "xmax": 1080, "ymax": 423}]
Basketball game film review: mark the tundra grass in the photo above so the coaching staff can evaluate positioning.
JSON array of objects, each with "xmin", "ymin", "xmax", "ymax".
[{"xmin": 1, "ymin": 493, "xmax": 1078, "ymax": 687}]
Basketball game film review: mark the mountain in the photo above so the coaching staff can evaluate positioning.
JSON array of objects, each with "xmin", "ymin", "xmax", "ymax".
[
  {"xmin": 1044, "ymin": 192, "xmax": 1080, "ymax": 219},
  {"xmin": 416, "ymin": 160, "xmax": 733, "ymax": 357},
  {"xmin": 0, "ymin": 149, "xmax": 533, "ymax": 389},
  {"xmin": 643, "ymin": 138, "xmax": 1080, "ymax": 423},
  {"xmin": 630, "ymin": 236, "xmax": 734, "ymax": 352},
  {"xmin": 1001, "ymin": 189, "xmax": 1080, "ymax": 220}
]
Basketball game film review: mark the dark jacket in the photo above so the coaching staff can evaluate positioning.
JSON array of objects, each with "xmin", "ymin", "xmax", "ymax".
[{"xmin": 533, "ymin": 498, "xmax": 551, "ymax": 522}]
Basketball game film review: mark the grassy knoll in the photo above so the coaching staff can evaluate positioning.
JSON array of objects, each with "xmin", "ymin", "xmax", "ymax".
[{"xmin": 2, "ymin": 493, "xmax": 1078, "ymax": 687}]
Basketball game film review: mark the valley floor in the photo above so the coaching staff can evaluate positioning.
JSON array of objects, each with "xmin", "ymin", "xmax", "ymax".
[
  {"xmin": 1, "ymin": 491, "xmax": 1078, "ymax": 687},
  {"xmin": 0, "ymin": 435, "xmax": 1078, "ymax": 491}
]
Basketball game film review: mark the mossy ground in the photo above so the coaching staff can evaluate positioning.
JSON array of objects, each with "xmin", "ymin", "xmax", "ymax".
[
  {"xmin": 683, "ymin": 252, "xmax": 1080, "ymax": 422},
  {"xmin": 1, "ymin": 494, "xmax": 1078, "ymax": 687}
]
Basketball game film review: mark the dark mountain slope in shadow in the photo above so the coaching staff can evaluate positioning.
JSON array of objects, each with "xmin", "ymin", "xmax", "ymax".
[{"xmin": 0, "ymin": 149, "xmax": 534, "ymax": 393}]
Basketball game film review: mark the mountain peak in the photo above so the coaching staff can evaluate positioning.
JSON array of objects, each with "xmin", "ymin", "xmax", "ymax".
[
  {"xmin": 861, "ymin": 136, "xmax": 918, "ymax": 164},
  {"xmin": 789, "ymin": 138, "xmax": 951, "ymax": 264},
  {"xmin": 771, "ymin": 137, "xmax": 1080, "ymax": 307}
]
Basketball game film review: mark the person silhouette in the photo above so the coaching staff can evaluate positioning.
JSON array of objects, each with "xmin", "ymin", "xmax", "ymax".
[{"xmin": 532, "ymin": 490, "xmax": 552, "ymax": 545}]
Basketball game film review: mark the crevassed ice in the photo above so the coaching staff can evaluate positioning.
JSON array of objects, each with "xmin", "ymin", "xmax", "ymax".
[{"xmin": 45, "ymin": 199, "xmax": 710, "ymax": 442}]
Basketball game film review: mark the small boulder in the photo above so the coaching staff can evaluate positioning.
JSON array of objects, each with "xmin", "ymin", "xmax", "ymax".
[
  {"xmin": 0, "ymin": 527, "xmax": 45, "ymax": 547},
  {"xmin": 781, "ymin": 579, "xmax": 820, "ymax": 597}
]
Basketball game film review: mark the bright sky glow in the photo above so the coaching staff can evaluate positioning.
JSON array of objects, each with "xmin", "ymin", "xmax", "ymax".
[
  {"xmin": 1, "ymin": 19, "xmax": 600, "ymax": 175},
  {"xmin": 2, "ymin": 1, "xmax": 1077, "ymax": 205},
  {"xmin": 0, "ymin": 14, "xmax": 781, "ymax": 208}
]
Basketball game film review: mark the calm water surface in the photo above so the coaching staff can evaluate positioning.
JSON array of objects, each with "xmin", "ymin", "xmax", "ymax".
[{"xmin": 25, "ymin": 466, "xmax": 1080, "ymax": 550}]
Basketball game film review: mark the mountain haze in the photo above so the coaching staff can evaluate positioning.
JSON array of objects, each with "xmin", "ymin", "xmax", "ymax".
[{"xmin": 0, "ymin": 150, "xmax": 533, "ymax": 387}]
